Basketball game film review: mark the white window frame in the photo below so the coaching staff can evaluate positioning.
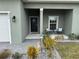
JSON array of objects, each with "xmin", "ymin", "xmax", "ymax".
[
  {"xmin": 0, "ymin": 11, "xmax": 11, "ymax": 44},
  {"xmin": 48, "ymin": 16, "xmax": 59, "ymax": 31}
]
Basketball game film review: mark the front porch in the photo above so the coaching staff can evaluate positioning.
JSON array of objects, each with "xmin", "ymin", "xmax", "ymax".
[
  {"xmin": 25, "ymin": 34, "xmax": 41, "ymax": 39},
  {"xmin": 25, "ymin": 34, "xmax": 68, "ymax": 40},
  {"xmin": 24, "ymin": 8, "xmax": 73, "ymax": 40}
]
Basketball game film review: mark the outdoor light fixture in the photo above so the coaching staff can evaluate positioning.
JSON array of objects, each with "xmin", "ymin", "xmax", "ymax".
[{"xmin": 12, "ymin": 16, "xmax": 16, "ymax": 22}]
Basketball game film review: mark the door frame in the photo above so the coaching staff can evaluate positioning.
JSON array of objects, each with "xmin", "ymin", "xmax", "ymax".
[
  {"xmin": 0, "ymin": 11, "xmax": 11, "ymax": 44},
  {"xmin": 29, "ymin": 16, "xmax": 39, "ymax": 34}
]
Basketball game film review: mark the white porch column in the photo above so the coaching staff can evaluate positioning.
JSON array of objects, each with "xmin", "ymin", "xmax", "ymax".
[{"xmin": 40, "ymin": 8, "xmax": 43, "ymax": 35}]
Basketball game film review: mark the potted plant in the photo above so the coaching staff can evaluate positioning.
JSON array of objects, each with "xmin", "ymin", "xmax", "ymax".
[{"xmin": 12, "ymin": 52, "xmax": 23, "ymax": 59}]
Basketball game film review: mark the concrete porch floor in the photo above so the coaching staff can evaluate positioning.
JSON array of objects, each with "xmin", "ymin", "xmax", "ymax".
[
  {"xmin": 25, "ymin": 34, "xmax": 42, "ymax": 39},
  {"xmin": 25, "ymin": 34, "xmax": 69, "ymax": 40}
]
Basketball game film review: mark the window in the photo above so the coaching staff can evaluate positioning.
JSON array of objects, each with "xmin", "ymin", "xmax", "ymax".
[{"xmin": 48, "ymin": 16, "xmax": 59, "ymax": 30}]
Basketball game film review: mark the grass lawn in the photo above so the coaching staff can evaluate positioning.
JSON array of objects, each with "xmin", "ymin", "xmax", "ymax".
[{"xmin": 56, "ymin": 43, "xmax": 79, "ymax": 59}]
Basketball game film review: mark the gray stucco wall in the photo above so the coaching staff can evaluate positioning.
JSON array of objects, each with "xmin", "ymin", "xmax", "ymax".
[
  {"xmin": 1, "ymin": 0, "xmax": 79, "ymax": 44},
  {"xmin": 24, "ymin": 3, "xmax": 79, "ymax": 35},
  {"xmin": 72, "ymin": 8, "xmax": 79, "ymax": 35},
  {"xmin": 0, "ymin": 0, "xmax": 22, "ymax": 44},
  {"xmin": 43, "ymin": 9, "xmax": 65, "ymax": 31},
  {"xmin": 20, "ymin": 2, "xmax": 29, "ymax": 41},
  {"xmin": 64, "ymin": 10, "xmax": 73, "ymax": 35}
]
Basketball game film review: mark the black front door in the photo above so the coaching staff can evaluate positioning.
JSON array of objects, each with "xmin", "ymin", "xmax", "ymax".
[{"xmin": 30, "ymin": 17, "xmax": 38, "ymax": 33}]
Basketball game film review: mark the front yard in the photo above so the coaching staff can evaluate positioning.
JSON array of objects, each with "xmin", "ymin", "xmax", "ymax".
[
  {"xmin": 1, "ymin": 39, "xmax": 79, "ymax": 59},
  {"xmin": 56, "ymin": 43, "xmax": 79, "ymax": 59}
]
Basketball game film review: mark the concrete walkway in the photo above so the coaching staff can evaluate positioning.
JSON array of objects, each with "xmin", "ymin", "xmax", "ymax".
[{"xmin": 0, "ymin": 39, "xmax": 62, "ymax": 59}]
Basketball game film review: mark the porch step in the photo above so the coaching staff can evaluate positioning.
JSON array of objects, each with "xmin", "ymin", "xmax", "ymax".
[
  {"xmin": 25, "ymin": 34, "xmax": 42, "ymax": 39},
  {"xmin": 25, "ymin": 34, "xmax": 69, "ymax": 40}
]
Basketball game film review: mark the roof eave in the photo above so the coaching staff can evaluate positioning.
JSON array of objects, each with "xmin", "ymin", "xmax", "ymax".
[{"xmin": 23, "ymin": 0, "xmax": 79, "ymax": 3}]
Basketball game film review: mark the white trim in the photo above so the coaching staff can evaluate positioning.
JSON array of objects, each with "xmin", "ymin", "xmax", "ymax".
[
  {"xmin": 48, "ymin": 16, "xmax": 50, "ymax": 30},
  {"xmin": 56, "ymin": 16, "xmax": 59, "ymax": 29},
  {"xmin": 48, "ymin": 16, "xmax": 59, "ymax": 30},
  {"xmin": 0, "ymin": 11, "xmax": 10, "ymax": 14},
  {"xmin": 40, "ymin": 8, "xmax": 43, "ymax": 34},
  {"xmin": 29, "ymin": 16, "xmax": 39, "ymax": 34},
  {"xmin": 0, "ymin": 11, "xmax": 11, "ymax": 44},
  {"xmin": 40, "ymin": 8, "xmax": 43, "ymax": 12},
  {"xmin": 8, "ymin": 12, "xmax": 11, "ymax": 44}
]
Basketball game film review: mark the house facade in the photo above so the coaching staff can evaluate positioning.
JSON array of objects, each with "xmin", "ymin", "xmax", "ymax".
[{"xmin": 0, "ymin": 0, "xmax": 79, "ymax": 44}]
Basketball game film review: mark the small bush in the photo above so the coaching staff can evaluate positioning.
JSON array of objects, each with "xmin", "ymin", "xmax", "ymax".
[
  {"xmin": 12, "ymin": 52, "xmax": 23, "ymax": 59},
  {"xmin": 43, "ymin": 34, "xmax": 57, "ymax": 58},
  {"xmin": 76, "ymin": 35, "xmax": 79, "ymax": 39},
  {"xmin": 68, "ymin": 33, "xmax": 77, "ymax": 40},
  {"xmin": 27, "ymin": 46, "xmax": 39, "ymax": 59},
  {"xmin": 68, "ymin": 33, "xmax": 79, "ymax": 40},
  {"xmin": 0, "ymin": 49, "xmax": 11, "ymax": 59}
]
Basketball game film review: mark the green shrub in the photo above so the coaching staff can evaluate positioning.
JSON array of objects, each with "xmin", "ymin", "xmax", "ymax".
[
  {"xmin": 12, "ymin": 52, "xmax": 23, "ymax": 59},
  {"xmin": 68, "ymin": 33, "xmax": 77, "ymax": 40},
  {"xmin": 76, "ymin": 35, "xmax": 79, "ymax": 39}
]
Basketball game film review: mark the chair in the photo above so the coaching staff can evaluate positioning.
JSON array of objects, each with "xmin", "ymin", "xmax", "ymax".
[{"xmin": 57, "ymin": 28, "xmax": 63, "ymax": 34}]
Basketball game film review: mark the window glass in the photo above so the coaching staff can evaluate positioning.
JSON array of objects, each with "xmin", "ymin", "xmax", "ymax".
[{"xmin": 49, "ymin": 16, "xmax": 59, "ymax": 30}]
